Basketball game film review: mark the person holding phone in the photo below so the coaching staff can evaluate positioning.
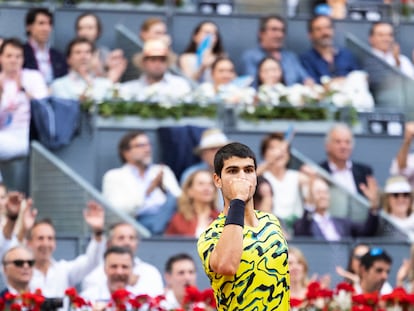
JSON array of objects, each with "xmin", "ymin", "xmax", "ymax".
[{"xmin": 179, "ymin": 21, "xmax": 226, "ymax": 83}]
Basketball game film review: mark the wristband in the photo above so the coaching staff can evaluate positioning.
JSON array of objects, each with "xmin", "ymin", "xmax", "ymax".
[{"xmin": 225, "ymin": 199, "xmax": 245, "ymax": 227}]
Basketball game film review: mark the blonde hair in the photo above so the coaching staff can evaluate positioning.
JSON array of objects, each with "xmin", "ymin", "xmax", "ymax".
[
  {"xmin": 178, "ymin": 170, "xmax": 217, "ymax": 221},
  {"xmin": 289, "ymin": 246, "xmax": 309, "ymax": 287}
]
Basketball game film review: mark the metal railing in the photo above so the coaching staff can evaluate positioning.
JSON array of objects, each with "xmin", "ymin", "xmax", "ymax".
[{"xmin": 30, "ymin": 141, "xmax": 151, "ymax": 238}]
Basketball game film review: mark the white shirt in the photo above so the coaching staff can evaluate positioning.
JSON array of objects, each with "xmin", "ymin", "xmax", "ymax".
[
  {"xmin": 372, "ymin": 48, "xmax": 414, "ymax": 79},
  {"xmin": 82, "ymin": 257, "xmax": 164, "ymax": 297},
  {"xmin": 50, "ymin": 71, "xmax": 113, "ymax": 102},
  {"xmin": 328, "ymin": 161, "xmax": 358, "ymax": 194},
  {"xmin": 29, "ymin": 39, "xmax": 53, "ymax": 85},
  {"xmin": 353, "ymin": 281, "xmax": 393, "ymax": 295},
  {"xmin": 313, "ymin": 213, "xmax": 341, "ymax": 241},
  {"xmin": 29, "ymin": 238, "xmax": 105, "ymax": 298},
  {"xmin": 0, "ymin": 69, "xmax": 48, "ymax": 160},
  {"xmin": 102, "ymin": 164, "xmax": 181, "ymax": 216},
  {"xmin": 161, "ymin": 288, "xmax": 181, "ymax": 310},
  {"xmin": 263, "ymin": 169, "xmax": 303, "ymax": 220},
  {"xmin": 120, "ymin": 72, "xmax": 191, "ymax": 102}
]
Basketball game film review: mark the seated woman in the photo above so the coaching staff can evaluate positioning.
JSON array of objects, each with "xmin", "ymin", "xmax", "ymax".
[
  {"xmin": 75, "ymin": 12, "xmax": 127, "ymax": 83},
  {"xmin": 257, "ymin": 132, "xmax": 315, "ymax": 227},
  {"xmin": 179, "ymin": 21, "xmax": 226, "ymax": 83},
  {"xmin": 289, "ymin": 247, "xmax": 310, "ymax": 301},
  {"xmin": 194, "ymin": 56, "xmax": 255, "ymax": 105},
  {"xmin": 0, "ymin": 38, "xmax": 48, "ymax": 160},
  {"xmin": 257, "ymin": 56, "xmax": 285, "ymax": 88},
  {"xmin": 336, "ymin": 242, "xmax": 370, "ymax": 285},
  {"xmin": 382, "ymin": 175, "xmax": 414, "ymax": 234},
  {"xmin": 164, "ymin": 170, "xmax": 219, "ymax": 237}
]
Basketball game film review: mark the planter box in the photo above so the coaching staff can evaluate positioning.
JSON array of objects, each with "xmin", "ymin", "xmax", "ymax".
[{"xmin": 95, "ymin": 116, "xmax": 217, "ymax": 130}]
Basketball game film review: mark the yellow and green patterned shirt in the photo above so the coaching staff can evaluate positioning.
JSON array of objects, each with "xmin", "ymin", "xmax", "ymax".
[{"xmin": 197, "ymin": 211, "xmax": 290, "ymax": 310}]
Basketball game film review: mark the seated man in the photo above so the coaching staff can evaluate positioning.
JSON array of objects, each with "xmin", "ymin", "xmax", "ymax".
[
  {"xmin": 369, "ymin": 21, "xmax": 414, "ymax": 79},
  {"xmin": 354, "ymin": 248, "xmax": 393, "ymax": 295},
  {"xmin": 300, "ymin": 15, "xmax": 361, "ymax": 83},
  {"xmin": 241, "ymin": 14, "xmax": 312, "ymax": 87},
  {"xmin": 294, "ymin": 177, "xmax": 379, "ymax": 240},
  {"xmin": 50, "ymin": 37, "xmax": 114, "ymax": 103},
  {"xmin": 1, "ymin": 246, "xmax": 34, "ymax": 298},
  {"xmin": 320, "ymin": 123, "xmax": 374, "ymax": 197},
  {"xmin": 121, "ymin": 39, "xmax": 191, "ymax": 102},
  {"xmin": 0, "ymin": 38, "xmax": 48, "ymax": 160},
  {"xmin": 27, "ymin": 202, "xmax": 106, "ymax": 298},
  {"xmin": 81, "ymin": 246, "xmax": 134, "ymax": 306},
  {"xmin": 82, "ymin": 222, "xmax": 163, "ymax": 297},
  {"xmin": 23, "ymin": 7, "xmax": 68, "ymax": 85},
  {"xmin": 163, "ymin": 253, "xmax": 197, "ymax": 309},
  {"xmin": 102, "ymin": 131, "xmax": 181, "ymax": 235}
]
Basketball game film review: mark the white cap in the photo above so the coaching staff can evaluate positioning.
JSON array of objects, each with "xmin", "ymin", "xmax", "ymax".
[
  {"xmin": 384, "ymin": 176, "xmax": 412, "ymax": 193},
  {"xmin": 194, "ymin": 128, "xmax": 229, "ymax": 155}
]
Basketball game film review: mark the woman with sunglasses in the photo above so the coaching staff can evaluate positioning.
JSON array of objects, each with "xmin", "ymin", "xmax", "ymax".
[{"xmin": 382, "ymin": 175, "xmax": 414, "ymax": 234}]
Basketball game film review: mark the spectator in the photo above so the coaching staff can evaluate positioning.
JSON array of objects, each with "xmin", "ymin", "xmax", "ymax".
[
  {"xmin": 253, "ymin": 176, "xmax": 273, "ymax": 213},
  {"xmin": 50, "ymin": 37, "xmax": 113, "ymax": 103},
  {"xmin": 355, "ymin": 247, "xmax": 393, "ymax": 295},
  {"xmin": 1, "ymin": 246, "xmax": 34, "ymax": 297},
  {"xmin": 194, "ymin": 57, "xmax": 255, "ymax": 106},
  {"xmin": 336, "ymin": 242, "xmax": 370, "ymax": 285},
  {"xmin": 134, "ymin": 17, "xmax": 177, "ymax": 71},
  {"xmin": 163, "ymin": 253, "xmax": 197, "ymax": 309},
  {"xmin": 75, "ymin": 12, "xmax": 127, "ymax": 83},
  {"xmin": 256, "ymin": 56, "xmax": 284, "ymax": 88},
  {"xmin": 102, "ymin": 131, "xmax": 181, "ymax": 235},
  {"xmin": 382, "ymin": 175, "xmax": 414, "ymax": 234},
  {"xmin": 197, "ymin": 142, "xmax": 289, "ymax": 309},
  {"xmin": 320, "ymin": 123, "xmax": 374, "ymax": 196},
  {"xmin": 300, "ymin": 15, "xmax": 360, "ymax": 84},
  {"xmin": 180, "ymin": 128, "xmax": 229, "ymax": 185},
  {"xmin": 289, "ymin": 246, "xmax": 310, "ymax": 301},
  {"xmin": 369, "ymin": 21, "xmax": 414, "ymax": 79},
  {"xmin": 121, "ymin": 39, "xmax": 191, "ymax": 102},
  {"xmin": 165, "ymin": 170, "xmax": 219, "ymax": 237},
  {"xmin": 82, "ymin": 222, "xmax": 164, "ymax": 297},
  {"xmin": 0, "ymin": 38, "xmax": 48, "ymax": 160},
  {"xmin": 294, "ymin": 177, "xmax": 380, "ymax": 240},
  {"xmin": 26, "ymin": 202, "xmax": 105, "ymax": 298},
  {"xmin": 23, "ymin": 8, "xmax": 68, "ymax": 84},
  {"xmin": 396, "ymin": 244, "xmax": 414, "ymax": 292},
  {"xmin": 390, "ymin": 122, "xmax": 414, "ymax": 187},
  {"xmin": 257, "ymin": 132, "xmax": 313, "ymax": 226},
  {"xmin": 179, "ymin": 21, "xmax": 226, "ymax": 83},
  {"xmin": 242, "ymin": 15, "xmax": 312, "ymax": 87},
  {"xmin": 81, "ymin": 246, "xmax": 134, "ymax": 305}
]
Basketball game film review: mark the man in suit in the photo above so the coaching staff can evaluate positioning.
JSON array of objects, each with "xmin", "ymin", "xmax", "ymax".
[
  {"xmin": 1, "ymin": 246, "xmax": 34, "ymax": 298},
  {"xmin": 23, "ymin": 7, "xmax": 68, "ymax": 85},
  {"xmin": 320, "ymin": 123, "xmax": 374, "ymax": 197},
  {"xmin": 102, "ymin": 131, "xmax": 181, "ymax": 235},
  {"xmin": 294, "ymin": 177, "xmax": 380, "ymax": 240}
]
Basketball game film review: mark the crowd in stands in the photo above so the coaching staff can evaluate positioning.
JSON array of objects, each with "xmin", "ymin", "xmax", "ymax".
[{"xmin": 2, "ymin": 2, "xmax": 414, "ymax": 309}]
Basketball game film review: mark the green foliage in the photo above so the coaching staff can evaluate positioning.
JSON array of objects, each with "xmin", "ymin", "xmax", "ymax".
[
  {"xmin": 239, "ymin": 105, "xmax": 329, "ymax": 121},
  {"xmin": 97, "ymin": 101, "xmax": 217, "ymax": 120}
]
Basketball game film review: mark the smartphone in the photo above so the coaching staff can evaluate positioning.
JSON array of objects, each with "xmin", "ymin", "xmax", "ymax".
[
  {"xmin": 196, "ymin": 34, "xmax": 213, "ymax": 67},
  {"xmin": 284, "ymin": 124, "xmax": 295, "ymax": 144}
]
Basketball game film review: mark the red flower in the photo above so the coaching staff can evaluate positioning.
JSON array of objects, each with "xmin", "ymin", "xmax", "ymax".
[
  {"xmin": 306, "ymin": 281, "xmax": 322, "ymax": 300},
  {"xmin": 10, "ymin": 303, "xmax": 22, "ymax": 311},
  {"xmin": 352, "ymin": 292, "xmax": 379, "ymax": 306},
  {"xmin": 72, "ymin": 296, "xmax": 90, "ymax": 308},
  {"xmin": 111, "ymin": 288, "xmax": 131, "ymax": 304},
  {"xmin": 64, "ymin": 287, "xmax": 78, "ymax": 299},
  {"xmin": 290, "ymin": 298, "xmax": 303, "ymax": 307},
  {"xmin": 200, "ymin": 288, "xmax": 216, "ymax": 308},
  {"xmin": 183, "ymin": 285, "xmax": 202, "ymax": 304},
  {"xmin": 381, "ymin": 287, "xmax": 411, "ymax": 304},
  {"xmin": 4, "ymin": 292, "xmax": 17, "ymax": 301},
  {"xmin": 336, "ymin": 282, "xmax": 355, "ymax": 293}
]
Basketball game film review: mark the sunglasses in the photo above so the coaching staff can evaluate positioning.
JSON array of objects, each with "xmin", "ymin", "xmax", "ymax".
[
  {"xmin": 3, "ymin": 259, "xmax": 35, "ymax": 267},
  {"xmin": 389, "ymin": 192, "xmax": 411, "ymax": 198},
  {"xmin": 369, "ymin": 247, "xmax": 384, "ymax": 256},
  {"xmin": 143, "ymin": 56, "xmax": 167, "ymax": 62}
]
